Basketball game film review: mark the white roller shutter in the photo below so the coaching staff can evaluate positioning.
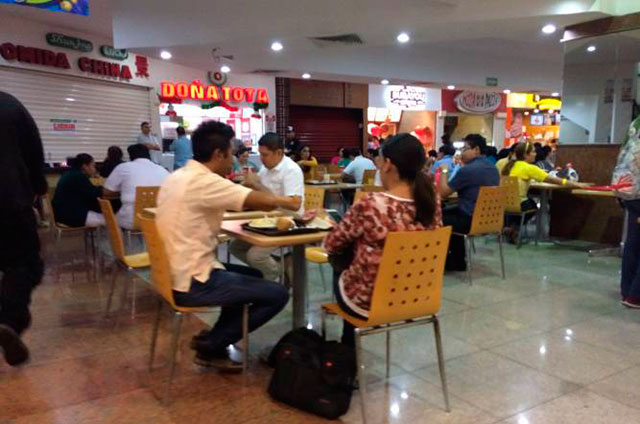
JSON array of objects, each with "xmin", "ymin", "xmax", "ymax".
[{"xmin": 0, "ymin": 66, "xmax": 151, "ymax": 162}]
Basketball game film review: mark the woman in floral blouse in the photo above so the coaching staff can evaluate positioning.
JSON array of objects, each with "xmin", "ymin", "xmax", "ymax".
[{"xmin": 324, "ymin": 134, "xmax": 442, "ymax": 346}]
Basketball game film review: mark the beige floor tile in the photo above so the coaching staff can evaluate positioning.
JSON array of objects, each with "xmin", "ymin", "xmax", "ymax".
[{"xmin": 588, "ymin": 366, "xmax": 640, "ymax": 410}]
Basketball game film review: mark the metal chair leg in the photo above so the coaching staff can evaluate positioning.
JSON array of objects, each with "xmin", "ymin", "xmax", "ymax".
[
  {"xmin": 105, "ymin": 264, "xmax": 119, "ymax": 317},
  {"xmin": 321, "ymin": 308, "xmax": 327, "ymax": 340},
  {"xmin": 433, "ymin": 316, "xmax": 450, "ymax": 413},
  {"xmin": 498, "ymin": 233, "xmax": 506, "ymax": 280},
  {"xmin": 385, "ymin": 331, "xmax": 390, "ymax": 379},
  {"xmin": 517, "ymin": 214, "xmax": 526, "ymax": 249},
  {"xmin": 149, "ymin": 299, "xmax": 163, "ymax": 371},
  {"xmin": 242, "ymin": 304, "xmax": 249, "ymax": 376},
  {"xmin": 471, "ymin": 238, "xmax": 476, "ymax": 254},
  {"xmin": 534, "ymin": 212, "xmax": 539, "ymax": 246},
  {"xmin": 464, "ymin": 236, "xmax": 472, "ymax": 285},
  {"xmin": 130, "ymin": 274, "xmax": 137, "ymax": 319},
  {"xmin": 355, "ymin": 329, "xmax": 368, "ymax": 424},
  {"xmin": 164, "ymin": 312, "xmax": 183, "ymax": 405},
  {"xmin": 318, "ymin": 263, "xmax": 327, "ymax": 292}
]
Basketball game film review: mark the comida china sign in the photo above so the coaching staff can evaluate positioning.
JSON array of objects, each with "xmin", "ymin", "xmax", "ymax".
[
  {"xmin": 160, "ymin": 81, "xmax": 270, "ymax": 104},
  {"xmin": 454, "ymin": 91, "xmax": 502, "ymax": 114},
  {"xmin": 386, "ymin": 86, "xmax": 427, "ymax": 110}
]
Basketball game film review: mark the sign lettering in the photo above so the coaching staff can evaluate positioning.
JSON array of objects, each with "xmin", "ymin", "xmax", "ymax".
[
  {"xmin": 454, "ymin": 91, "xmax": 502, "ymax": 114},
  {"xmin": 387, "ymin": 86, "xmax": 426, "ymax": 109},
  {"xmin": 46, "ymin": 33, "xmax": 93, "ymax": 52},
  {"xmin": 100, "ymin": 45, "xmax": 129, "ymax": 60},
  {"xmin": 160, "ymin": 81, "xmax": 270, "ymax": 104},
  {"xmin": 0, "ymin": 42, "xmax": 70, "ymax": 69}
]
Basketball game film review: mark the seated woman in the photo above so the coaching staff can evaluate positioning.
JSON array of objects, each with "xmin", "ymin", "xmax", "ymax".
[
  {"xmin": 338, "ymin": 148, "xmax": 353, "ymax": 167},
  {"xmin": 99, "ymin": 146, "xmax": 124, "ymax": 178},
  {"xmin": 330, "ymin": 147, "xmax": 344, "ymax": 166},
  {"xmin": 535, "ymin": 145, "xmax": 555, "ymax": 172},
  {"xmin": 502, "ymin": 142, "xmax": 586, "ymax": 242},
  {"xmin": 52, "ymin": 153, "xmax": 104, "ymax": 227},
  {"xmin": 232, "ymin": 146, "xmax": 260, "ymax": 174},
  {"xmin": 324, "ymin": 134, "xmax": 442, "ymax": 346},
  {"xmin": 296, "ymin": 145, "xmax": 318, "ymax": 181}
]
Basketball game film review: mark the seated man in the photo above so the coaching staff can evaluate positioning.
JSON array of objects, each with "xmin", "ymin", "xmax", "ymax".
[
  {"xmin": 156, "ymin": 121, "xmax": 298, "ymax": 370},
  {"xmin": 103, "ymin": 144, "xmax": 169, "ymax": 230},
  {"xmin": 229, "ymin": 133, "xmax": 304, "ymax": 281},
  {"xmin": 437, "ymin": 134, "xmax": 499, "ymax": 271},
  {"xmin": 342, "ymin": 148, "xmax": 376, "ymax": 184}
]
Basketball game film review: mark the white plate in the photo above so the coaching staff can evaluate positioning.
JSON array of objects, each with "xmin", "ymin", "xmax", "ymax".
[{"xmin": 248, "ymin": 218, "xmax": 278, "ymax": 229}]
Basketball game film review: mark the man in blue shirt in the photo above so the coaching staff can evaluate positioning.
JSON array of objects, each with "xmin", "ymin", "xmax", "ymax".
[
  {"xmin": 430, "ymin": 144, "xmax": 456, "ymax": 174},
  {"xmin": 437, "ymin": 134, "xmax": 499, "ymax": 271},
  {"xmin": 170, "ymin": 126, "xmax": 193, "ymax": 170}
]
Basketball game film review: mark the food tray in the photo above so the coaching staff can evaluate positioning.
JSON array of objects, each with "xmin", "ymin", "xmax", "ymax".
[
  {"xmin": 242, "ymin": 223, "xmax": 325, "ymax": 237},
  {"xmin": 305, "ymin": 180, "xmax": 338, "ymax": 185}
]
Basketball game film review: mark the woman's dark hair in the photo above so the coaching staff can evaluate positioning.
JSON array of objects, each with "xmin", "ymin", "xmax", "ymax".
[
  {"xmin": 502, "ymin": 142, "xmax": 534, "ymax": 176},
  {"xmin": 296, "ymin": 145, "xmax": 313, "ymax": 173},
  {"xmin": 381, "ymin": 133, "xmax": 436, "ymax": 227},
  {"xmin": 235, "ymin": 146, "xmax": 251, "ymax": 157},
  {"xmin": 258, "ymin": 132, "xmax": 284, "ymax": 152},
  {"xmin": 192, "ymin": 120, "xmax": 234, "ymax": 162},
  {"xmin": 428, "ymin": 149, "xmax": 438, "ymax": 158},
  {"xmin": 71, "ymin": 153, "xmax": 94, "ymax": 169},
  {"xmin": 176, "ymin": 126, "xmax": 186, "ymax": 136},
  {"xmin": 106, "ymin": 146, "xmax": 123, "ymax": 162},
  {"xmin": 535, "ymin": 145, "xmax": 551, "ymax": 163}
]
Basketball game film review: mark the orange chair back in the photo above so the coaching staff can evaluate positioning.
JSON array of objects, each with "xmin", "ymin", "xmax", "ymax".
[
  {"xmin": 138, "ymin": 214, "xmax": 177, "ymax": 308},
  {"xmin": 500, "ymin": 176, "xmax": 522, "ymax": 213},
  {"xmin": 98, "ymin": 199, "xmax": 126, "ymax": 261},
  {"xmin": 304, "ymin": 186, "xmax": 326, "ymax": 211},
  {"xmin": 134, "ymin": 186, "xmax": 160, "ymax": 230},
  {"xmin": 468, "ymin": 186, "xmax": 506, "ymax": 236},
  {"xmin": 90, "ymin": 176, "xmax": 105, "ymax": 186},
  {"xmin": 362, "ymin": 169, "xmax": 377, "ymax": 185},
  {"xmin": 327, "ymin": 164, "xmax": 343, "ymax": 175},
  {"xmin": 361, "ymin": 184, "xmax": 384, "ymax": 193},
  {"xmin": 367, "ymin": 227, "xmax": 451, "ymax": 327}
]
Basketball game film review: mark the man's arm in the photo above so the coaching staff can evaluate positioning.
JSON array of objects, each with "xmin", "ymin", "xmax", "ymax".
[
  {"xmin": 243, "ymin": 191, "xmax": 300, "ymax": 211},
  {"xmin": 243, "ymin": 171, "xmax": 271, "ymax": 194},
  {"xmin": 437, "ymin": 164, "xmax": 455, "ymax": 198}
]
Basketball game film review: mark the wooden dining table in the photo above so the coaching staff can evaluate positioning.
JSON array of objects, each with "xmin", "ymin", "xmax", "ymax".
[
  {"xmin": 529, "ymin": 182, "xmax": 585, "ymax": 241},
  {"xmin": 221, "ymin": 220, "xmax": 330, "ymax": 329}
]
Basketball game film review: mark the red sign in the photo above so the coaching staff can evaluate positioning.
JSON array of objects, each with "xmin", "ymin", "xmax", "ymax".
[
  {"xmin": 160, "ymin": 81, "xmax": 269, "ymax": 104},
  {"xmin": 78, "ymin": 57, "xmax": 132, "ymax": 79},
  {"xmin": 135, "ymin": 55, "xmax": 149, "ymax": 78},
  {"xmin": 0, "ymin": 42, "xmax": 70, "ymax": 69}
]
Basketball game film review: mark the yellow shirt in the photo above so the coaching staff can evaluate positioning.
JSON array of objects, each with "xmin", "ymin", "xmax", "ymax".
[
  {"xmin": 495, "ymin": 157, "xmax": 509, "ymax": 175},
  {"xmin": 298, "ymin": 157, "xmax": 318, "ymax": 181},
  {"xmin": 506, "ymin": 161, "xmax": 549, "ymax": 200}
]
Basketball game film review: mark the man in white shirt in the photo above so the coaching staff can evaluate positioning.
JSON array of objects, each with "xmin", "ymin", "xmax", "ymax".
[
  {"xmin": 156, "ymin": 121, "xmax": 298, "ymax": 370},
  {"xmin": 103, "ymin": 144, "xmax": 169, "ymax": 230},
  {"xmin": 342, "ymin": 148, "xmax": 376, "ymax": 184},
  {"xmin": 229, "ymin": 133, "xmax": 304, "ymax": 281},
  {"xmin": 136, "ymin": 121, "xmax": 162, "ymax": 164}
]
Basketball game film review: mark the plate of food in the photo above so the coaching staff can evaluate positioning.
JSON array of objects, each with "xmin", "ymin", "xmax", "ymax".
[{"xmin": 248, "ymin": 217, "xmax": 279, "ymax": 229}]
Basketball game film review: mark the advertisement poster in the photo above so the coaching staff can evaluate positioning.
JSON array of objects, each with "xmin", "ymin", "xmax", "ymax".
[
  {"xmin": 50, "ymin": 118, "xmax": 77, "ymax": 135},
  {"xmin": 0, "ymin": 0, "xmax": 89, "ymax": 16}
]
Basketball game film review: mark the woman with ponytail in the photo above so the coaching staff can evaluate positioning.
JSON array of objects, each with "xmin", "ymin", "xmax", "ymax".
[
  {"xmin": 501, "ymin": 142, "xmax": 587, "ymax": 242},
  {"xmin": 324, "ymin": 134, "xmax": 442, "ymax": 346}
]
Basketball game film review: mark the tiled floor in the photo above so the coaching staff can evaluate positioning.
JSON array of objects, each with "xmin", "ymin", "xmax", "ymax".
[{"xmin": 1, "ymin": 230, "xmax": 637, "ymax": 424}]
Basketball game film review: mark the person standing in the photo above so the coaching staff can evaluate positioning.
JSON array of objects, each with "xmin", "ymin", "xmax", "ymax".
[
  {"xmin": 613, "ymin": 116, "xmax": 640, "ymax": 308},
  {"xmin": 156, "ymin": 121, "xmax": 297, "ymax": 369},
  {"xmin": 103, "ymin": 144, "xmax": 169, "ymax": 230},
  {"xmin": 169, "ymin": 126, "xmax": 193, "ymax": 170},
  {"xmin": 437, "ymin": 134, "xmax": 499, "ymax": 270},
  {"xmin": 229, "ymin": 133, "xmax": 304, "ymax": 281},
  {"xmin": 136, "ymin": 121, "xmax": 162, "ymax": 164},
  {"xmin": 0, "ymin": 91, "xmax": 47, "ymax": 366},
  {"xmin": 284, "ymin": 126, "xmax": 301, "ymax": 157}
]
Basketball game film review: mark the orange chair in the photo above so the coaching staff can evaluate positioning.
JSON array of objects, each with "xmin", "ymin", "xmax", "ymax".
[
  {"xmin": 501, "ymin": 176, "xmax": 538, "ymax": 249},
  {"xmin": 362, "ymin": 169, "xmax": 377, "ymax": 185},
  {"xmin": 304, "ymin": 186, "xmax": 326, "ymax": 211},
  {"xmin": 98, "ymin": 199, "xmax": 150, "ymax": 319},
  {"xmin": 454, "ymin": 186, "xmax": 507, "ymax": 284},
  {"xmin": 139, "ymin": 214, "xmax": 250, "ymax": 403},
  {"xmin": 321, "ymin": 228, "xmax": 452, "ymax": 423}
]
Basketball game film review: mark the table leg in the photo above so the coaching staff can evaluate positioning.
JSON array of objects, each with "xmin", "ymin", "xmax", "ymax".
[
  {"xmin": 291, "ymin": 244, "xmax": 308, "ymax": 329},
  {"xmin": 537, "ymin": 190, "xmax": 550, "ymax": 241}
]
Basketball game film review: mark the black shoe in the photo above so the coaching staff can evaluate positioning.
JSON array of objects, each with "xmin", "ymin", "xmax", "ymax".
[
  {"xmin": 0, "ymin": 324, "xmax": 29, "ymax": 366},
  {"xmin": 194, "ymin": 350, "xmax": 243, "ymax": 373},
  {"xmin": 190, "ymin": 330, "xmax": 209, "ymax": 350}
]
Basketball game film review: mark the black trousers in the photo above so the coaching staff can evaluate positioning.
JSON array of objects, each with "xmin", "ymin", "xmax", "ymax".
[
  {"xmin": 506, "ymin": 198, "xmax": 538, "ymax": 227},
  {"xmin": 332, "ymin": 271, "xmax": 367, "ymax": 348},
  {"xmin": 442, "ymin": 206, "xmax": 472, "ymax": 271},
  {"xmin": 0, "ymin": 208, "xmax": 44, "ymax": 335}
]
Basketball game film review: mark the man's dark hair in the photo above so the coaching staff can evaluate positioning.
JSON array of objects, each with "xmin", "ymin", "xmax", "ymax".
[
  {"xmin": 439, "ymin": 144, "xmax": 456, "ymax": 156},
  {"xmin": 428, "ymin": 149, "xmax": 438, "ymax": 158},
  {"xmin": 176, "ymin": 126, "xmax": 186, "ymax": 136},
  {"xmin": 71, "ymin": 153, "xmax": 94, "ymax": 169},
  {"xmin": 258, "ymin": 132, "xmax": 284, "ymax": 152},
  {"xmin": 349, "ymin": 148, "xmax": 361, "ymax": 157},
  {"xmin": 463, "ymin": 134, "xmax": 488, "ymax": 154},
  {"xmin": 140, "ymin": 121, "xmax": 149, "ymax": 129},
  {"xmin": 367, "ymin": 148, "xmax": 379, "ymax": 158},
  {"xmin": 192, "ymin": 121, "xmax": 235, "ymax": 162},
  {"xmin": 441, "ymin": 133, "xmax": 451, "ymax": 145},
  {"xmin": 236, "ymin": 146, "xmax": 251, "ymax": 157},
  {"xmin": 127, "ymin": 143, "xmax": 151, "ymax": 161}
]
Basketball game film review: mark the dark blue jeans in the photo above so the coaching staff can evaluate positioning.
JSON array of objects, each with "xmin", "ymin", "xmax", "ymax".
[
  {"xmin": 173, "ymin": 264, "xmax": 289, "ymax": 354},
  {"xmin": 622, "ymin": 200, "xmax": 640, "ymax": 301}
]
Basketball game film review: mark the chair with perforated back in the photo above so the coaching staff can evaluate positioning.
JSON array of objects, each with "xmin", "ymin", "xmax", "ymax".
[
  {"xmin": 138, "ymin": 214, "xmax": 250, "ymax": 403},
  {"xmin": 501, "ymin": 176, "xmax": 538, "ymax": 249},
  {"xmin": 455, "ymin": 186, "xmax": 507, "ymax": 284},
  {"xmin": 43, "ymin": 193, "xmax": 97, "ymax": 261},
  {"xmin": 321, "ymin": 228, "xmax": 452, "ymax": 423},
  {"xmin": 362, "ymin": 169, "xmax": 377, "ymax": 185},
  {"xmin": 361, "ymin": 184, "xmax": 384, "ymax": 193},
  {"xmin": 121, "ymin": 186, "xmax": 161, "ymax": 249},
  {"xmin": 304, "ymin": 186, "xmax": 326, "ymax": 211},
  {"xmin": 99, "ymin": 199, "xmax": 150, "ymax": 319}
]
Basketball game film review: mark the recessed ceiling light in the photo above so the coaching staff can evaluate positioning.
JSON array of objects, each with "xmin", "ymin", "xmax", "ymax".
[
  {"xmin": 220, "ymin": 65, "xmax": 230, "ymax": 73},
  {"xmin": 381, "ymin": 79, "xmax": 389, "ymax": 85},
  {"xmin": 160, "ymin": 50, "xmax": 172, "ymax": 60},
  {"xmin": 587, "ymin": 45, "xmax": 596, "ymax": 52},
  {"xmin": 447, "ymin": 85, "xmax": 455, "ymax": 90},
  {"xmin": 397, "ymin": 32, "xmax": 410, "ymax": 43},
  {"xmin": 541, "ymin": 24, "xmax": 557, "ymax": 34},
  {"xmin": 524, "ymin": 111, "xmax": 530, "ymax": 115},
  {"xmin": 503, "ymin": 89, "xmax": 511, "ymax": 94},
  {"xmin": 534, "ymin": 109, "xmax": 540, "ymax": 113},
  {"xmin": 302, "ymin": 73, "xmax": 311, "ymax": 79},
  {"xmin": 65, "ymin": 97, "xmax": 75, "ymax": 102},
  {"xmin": 271, "ymin": 41, "xmax": 283, "ymax": 51},
  {"xmin": 552, "ymin": 92, "xmax": 560, "ymax": 97}
]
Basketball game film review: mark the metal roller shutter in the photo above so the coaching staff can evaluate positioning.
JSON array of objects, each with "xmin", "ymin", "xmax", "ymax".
[
  {"xmin": 0, "ymin": 66, "xmax": 151, "ymax": 162},
  {"xmin": 289, "ymin": 105, "xmax": 362, "ymax": 163}
]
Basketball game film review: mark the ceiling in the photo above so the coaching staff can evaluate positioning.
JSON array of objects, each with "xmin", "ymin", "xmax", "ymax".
[{"xmin": 0, "ymin": 0, "xmax": 623, "ymax": 92}]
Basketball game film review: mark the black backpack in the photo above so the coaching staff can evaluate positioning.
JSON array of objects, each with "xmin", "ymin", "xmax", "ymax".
[{"xmin": 268, "ymin": 328, "xmax": 356, "ymax": 420}]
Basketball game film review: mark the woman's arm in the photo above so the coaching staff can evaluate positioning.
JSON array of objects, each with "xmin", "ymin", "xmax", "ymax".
[
  {"xmin": 324, "ymin": 198, "xmax": 367, "ymax": 253},
  {"xmin": 543, "ymin": 175, "xmax": 589, "ymax": 188},
  {"xmin": 298, "ymin": 158, "xmax": 318, "ymax": 167}
]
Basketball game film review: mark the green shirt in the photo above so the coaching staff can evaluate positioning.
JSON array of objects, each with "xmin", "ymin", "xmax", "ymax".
[{"xmin": 52, "ymin": 169, "xmax": 102, "ymax": 227}]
